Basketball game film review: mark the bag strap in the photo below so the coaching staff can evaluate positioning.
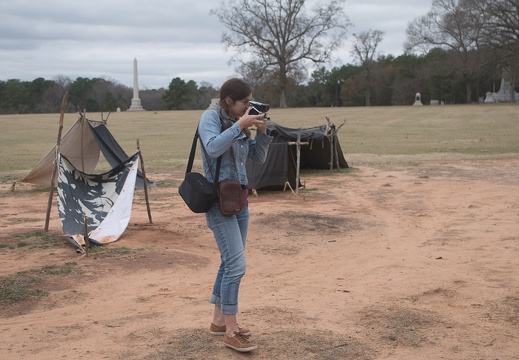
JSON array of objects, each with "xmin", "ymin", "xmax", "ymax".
[
  {"xmin": 228, "ymin": 146, "xmax": 238, "ymax": 176},
  {"xmin": 185, "ymin": 126, "xmax": 222, "ymax": 184},
  {"xmin": 220, "ymin": 118, "xmax": 240, "ymax": 179},
  {"xmin": 185, "ymin": 126, "xmax": 200, "ymax": 174},
  {"xmin": 200, "ymin": 135, "xmax": 221, "ymax": 184}
]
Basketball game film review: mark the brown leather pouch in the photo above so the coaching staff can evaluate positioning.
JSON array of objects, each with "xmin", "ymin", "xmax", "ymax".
[{"xmin": 218, "ymin": 179, "xmax": 243, "ymax": 216}]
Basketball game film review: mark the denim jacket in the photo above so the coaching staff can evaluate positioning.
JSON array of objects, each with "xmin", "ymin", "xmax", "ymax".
[{"xmin": 198, "ymin": 104, "xmax": 271, "ymax": 186}]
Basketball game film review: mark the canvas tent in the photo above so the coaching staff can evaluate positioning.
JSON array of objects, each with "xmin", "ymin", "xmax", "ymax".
[
  {"xmin": 21, "ymin": 114, "xmax": 153, "ymax": 190},
  {"xmin": 246, "ymin": 121, "xmax": 348, "ymax": 191},
  {"xmin": 58, "ymin": 152, "xmax": 139, "ymax": 248}
]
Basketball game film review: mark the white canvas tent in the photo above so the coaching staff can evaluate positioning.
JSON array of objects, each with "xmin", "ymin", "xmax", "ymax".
[
  {"xmin": 21, "ymin": 114, "xmax": 152, "ymax": 190},
  {"xmin": 22, "ymin": 112, "xmax": 153, "ymax": 247}
]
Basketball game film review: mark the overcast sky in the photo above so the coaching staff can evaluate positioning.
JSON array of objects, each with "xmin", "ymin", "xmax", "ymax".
[{"xmin": 0, "ymin": 0, "xmax": 432, "ymax": 90}]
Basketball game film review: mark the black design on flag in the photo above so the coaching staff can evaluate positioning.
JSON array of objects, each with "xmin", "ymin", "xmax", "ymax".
[{"xmin": 57, "ymin": 152, "xmax": 139, "ymax": 247}]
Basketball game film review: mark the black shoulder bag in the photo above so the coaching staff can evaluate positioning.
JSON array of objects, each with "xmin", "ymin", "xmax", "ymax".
[{"xmin": 178, "ymin": 127, "xmax": 221, "ymax": 213}]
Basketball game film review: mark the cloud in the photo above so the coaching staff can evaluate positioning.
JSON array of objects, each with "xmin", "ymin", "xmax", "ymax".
[{"xmin": 0, "ymin": 0, "xmax": 432, "ymax": 89}]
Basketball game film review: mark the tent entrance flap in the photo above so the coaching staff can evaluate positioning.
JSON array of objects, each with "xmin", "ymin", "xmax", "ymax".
[{"xmin": 88, "ymin": 121, "xmax": 153, "ymax": 190}]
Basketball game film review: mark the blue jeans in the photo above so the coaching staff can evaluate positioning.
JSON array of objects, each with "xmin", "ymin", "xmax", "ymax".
[{"xmin": 205, "ymin": 203, "xmax": 249, "ymax": 315}]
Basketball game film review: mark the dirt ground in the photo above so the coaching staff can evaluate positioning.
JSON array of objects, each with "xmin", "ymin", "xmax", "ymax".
[{"xmin": 1, "ymin": 154, "xmax": 518, "ymax": 360}]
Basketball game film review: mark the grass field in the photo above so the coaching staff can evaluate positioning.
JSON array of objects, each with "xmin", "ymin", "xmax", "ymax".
[{"xmin": 1, "ymin": 103, "xmax": 518, "ymax": 178}]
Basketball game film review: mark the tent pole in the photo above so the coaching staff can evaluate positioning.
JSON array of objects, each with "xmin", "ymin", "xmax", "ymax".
[
  {"xmin": 332, "ymin": 127, "xmax": 335, "ymax": 173},
  {"xmin": 80, "ymin": 113, "xmax": 85, "ymax": 172},
  {"xmin": 328, "ymin": 135, "xmax": 333, "ymax": 173},
  {"xmin": 296, "ymin": 133, "xmax": 301, "ymax": 195},
  {"xmin": 334, "ymin": 132, "xmax": 341, "ymax": 170},
  {"xmin": 335, "ymin": 119, "xmax": 347, "ymax": 169},
  {"xmin": 137, "ymin": 139, "xmax": 153, "ymax": 224},
  {"xmin": 44, "ymin": 92, "xmax": 68, "ymax": 232},
  {"xmin": 326, "ymin": 117, "xmax": 333, "ymax": 173},
  {"xmin": 288, "ymin": 134, "xmax": 308, "ymax": 196},
  {"xmin": 84, "ymin": 216, "xmax": 90, "ymax": 257}
]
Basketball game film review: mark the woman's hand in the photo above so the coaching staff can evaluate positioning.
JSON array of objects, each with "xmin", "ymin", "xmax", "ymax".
[
  {"xmin": 237, "ymin": 106, "xmax": 269, "ymax": 133},
  {"xmin": 255, "ymin": 118, "xmax": 268, "ymax": 134}
]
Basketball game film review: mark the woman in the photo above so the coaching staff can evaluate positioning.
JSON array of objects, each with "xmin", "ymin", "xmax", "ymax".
[{"xmin": 198, "ymin": 78, "xmax": 270, "ymax": 352}]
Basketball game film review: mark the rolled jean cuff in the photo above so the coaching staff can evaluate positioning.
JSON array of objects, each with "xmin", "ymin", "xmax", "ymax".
[
  {"xmin": 220, "ymin": 303, "xmax": 238, "ymax": 315},
  {"xmin": 210, "ymin": 294, "xmax": 239, "ymax": 314},
  {"xmin": 210, "ymin": 293, "xmax": 221, "ymax": 307}
]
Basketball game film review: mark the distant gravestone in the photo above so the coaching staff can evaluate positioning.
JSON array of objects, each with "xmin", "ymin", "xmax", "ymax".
[
  {"xmin": 430, "ymin": 100, "xmax": 439, "ymax": 106},
  {"xmin": 413, "ymin": 92, "xmax": 423, "ymax": 106}
]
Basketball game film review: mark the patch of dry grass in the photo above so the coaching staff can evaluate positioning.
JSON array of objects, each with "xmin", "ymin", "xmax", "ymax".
[
  {"xmin": 358, "ymin": 305, "xmax": 441, "ymax": 348},
  {"xmin": 0, "ymin": 262, "xmax": 78, "ymax": 307},
  {"xmin": 136, "ymin": 328, "xmax": 374, "ymax": 360},
  {"xmin": 1, "ymin": 104, "xmax": 518, "ymax": 178}
]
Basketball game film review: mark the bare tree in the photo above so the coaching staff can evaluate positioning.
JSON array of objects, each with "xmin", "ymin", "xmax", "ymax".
[
  {"xmin": 236, "ymin": 61, "xmax": 280, "ymax": 105},
  {"xmin": 405, "ymin": 0, "xmax": 488, "ymax": 103},
  {"xmin": 481, "ymin": 0, "xmax": 519, "ymax": 102},
  {"xmin": 211, "ymin": 0, "xmax": 350, "ymax": 107},
  {"xmin": 482, "ymin": 0, "xmax": 519, "ymax": 44},
  {"xmin": 350, "ymin": 29, "xmax": 384, "ymax": 106}
]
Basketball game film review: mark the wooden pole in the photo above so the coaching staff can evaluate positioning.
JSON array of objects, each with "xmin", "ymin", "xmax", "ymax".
[
  {"xmin": 80, "ymin": 113, "xmax": 85, "ymax": 172},
  {"xmin": 288, "ymin": 135, "xmax": 309, "ymax": 195},
  {"xmin": 328, "ymin": 134, "xmax": 334, "ymax": 173},
  {"xmin": 295, "ymin": 133, "xmax": 301, "ymax": 194},
  {"xmin": 83, "ymin": 216, "xmax": 89, "ymax": 256},
  {"xmin": 44, "ymin": 92, "xmax": 68, "ymax": 232},
  {"xmin": 137, "ymin": 139, "xmax": 153, "ymax": 224},
  {"xmin": 333, "ymin": 131, "xmax": 341, "ymax": 170}
]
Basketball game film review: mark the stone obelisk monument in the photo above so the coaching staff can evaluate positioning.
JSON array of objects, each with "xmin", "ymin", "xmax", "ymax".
[{"xmin": 128, "ymin": 58, "xmax": 145, "ymax": 111}]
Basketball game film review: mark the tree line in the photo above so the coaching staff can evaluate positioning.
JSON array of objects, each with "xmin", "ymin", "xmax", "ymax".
[
  {"xmin": 0, "ymin": 76, "xmax": 219, "ymax": 114},
  {"xmin": 0, "ymin": 48, "xmax": 512, "ymax": 115},
  {"xmin": 1, "ymin": 0, "xmax": 517, "ymax": 114}
]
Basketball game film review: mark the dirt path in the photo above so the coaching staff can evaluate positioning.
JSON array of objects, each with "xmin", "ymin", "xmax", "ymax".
[{"xmin": 1, "ymin": 155, "xmax": 518, "ymax": 359}]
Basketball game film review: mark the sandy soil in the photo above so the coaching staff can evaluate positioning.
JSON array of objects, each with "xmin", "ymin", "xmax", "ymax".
[{"xmin": 1, "ymin": 155, "xmax": 518, "ymax": 360}]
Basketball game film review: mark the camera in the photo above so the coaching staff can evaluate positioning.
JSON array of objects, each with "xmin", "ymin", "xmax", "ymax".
[{"xmin": 249, "ymin": 101, "xmax": 270, "ymax": 120}]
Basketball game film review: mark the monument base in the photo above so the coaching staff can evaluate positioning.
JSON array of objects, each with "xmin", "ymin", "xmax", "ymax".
[
  {"xmin": 484, "ymin": 78, "xmax": 519, "ymax": 103},
  {"xmin": 128, "ymin": 98, "xmax": 145, "ymax": 111}
]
